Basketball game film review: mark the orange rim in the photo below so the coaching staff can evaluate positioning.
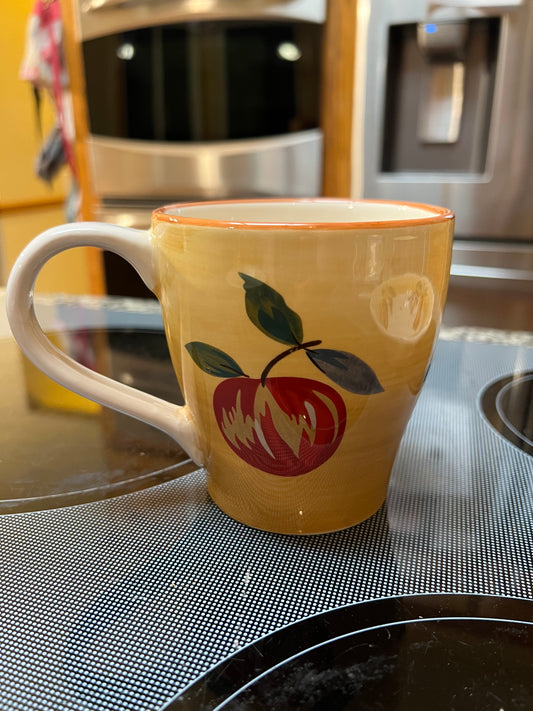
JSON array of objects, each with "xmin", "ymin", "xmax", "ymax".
[{"xmin": 152, "ymin": 198, "xmax": 454, "ymax": 230}]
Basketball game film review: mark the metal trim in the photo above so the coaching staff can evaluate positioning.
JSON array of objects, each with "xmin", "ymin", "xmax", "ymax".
[
  {"xmin": 78, "ymin": 0, "xmax": 326, "ymax": 41},
  {"xmin": 88, "ymin": 130, "xmax": 324, "ymax": 200}
]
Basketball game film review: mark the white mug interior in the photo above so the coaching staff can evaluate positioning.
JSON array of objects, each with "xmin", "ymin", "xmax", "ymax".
[{"xmin": 156, "ymin": 199, "xmax": 448, "ymax": 225}]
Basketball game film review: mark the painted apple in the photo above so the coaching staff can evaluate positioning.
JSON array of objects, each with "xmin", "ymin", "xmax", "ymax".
[
  {"xmin": 185, "ymin": 273, "xmax": 382, "ymax": 478},
  {"xmin": 213, "ymin": 376, "xmax": 347, "ymax": 476}
]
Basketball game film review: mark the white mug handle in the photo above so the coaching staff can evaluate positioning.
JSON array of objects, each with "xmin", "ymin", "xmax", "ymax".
[{"xmin": 6, "ymin": 222, "xmax": 204, "ymax": 465}]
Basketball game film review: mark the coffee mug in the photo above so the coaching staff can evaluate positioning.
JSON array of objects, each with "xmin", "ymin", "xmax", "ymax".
[{"xmin": 6, "ymin": 199, "xmax": 454, "ymax": 534}]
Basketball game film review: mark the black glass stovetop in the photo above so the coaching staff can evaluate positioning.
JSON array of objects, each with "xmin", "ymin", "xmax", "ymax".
[
  {"xmin": 1, "ymin": 297, "xmax": 532, "ymax": 711},
  {"xmin": 2, "ymin": 312, "xmax": 531, "ymax": 513}
]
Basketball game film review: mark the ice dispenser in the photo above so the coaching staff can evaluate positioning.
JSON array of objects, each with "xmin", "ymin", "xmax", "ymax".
[
  {"xmin": 360, "ymin": 0, "xmax": 532, "ymax": 240},
  {"xmin": 382, "ymin": 17, "xmax": 499, "ymax": 173}
]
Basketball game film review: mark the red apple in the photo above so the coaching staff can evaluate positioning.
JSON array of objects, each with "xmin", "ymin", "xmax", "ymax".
[{"xmin": 213, "ymin": 376, "xmax": 347, "ymax": 476}]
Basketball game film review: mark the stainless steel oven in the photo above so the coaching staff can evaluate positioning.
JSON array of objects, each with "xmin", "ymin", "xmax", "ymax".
[{"xmin": 74, "ymin": 0, "xmax": 325, "ymax": 211}]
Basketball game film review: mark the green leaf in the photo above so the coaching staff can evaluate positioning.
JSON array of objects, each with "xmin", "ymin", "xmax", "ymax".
[
  {"xmin": 185, "ymin": 342, "xmax": 247, "ymax": 378},
  {"xmin": 306, "ymin": 348, "xmax": 384, "ymax": 395},
  {"xmin": 239, "ymin": 273, "xmax": 304, "ymax": 346}
]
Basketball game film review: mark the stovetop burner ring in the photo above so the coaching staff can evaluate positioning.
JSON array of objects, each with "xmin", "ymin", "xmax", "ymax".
[
  {"xmin": 479, "ymin": 370, "xmax": 533, "ymax": 456},
  {"xmin": 164, "ymin": 594, "xmax": 533, "ymax": 711}
]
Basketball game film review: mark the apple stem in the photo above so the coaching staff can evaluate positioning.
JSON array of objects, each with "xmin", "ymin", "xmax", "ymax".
[{"xmin": 260, "ymin": 340, "xmax": 322, "ymax": 385}]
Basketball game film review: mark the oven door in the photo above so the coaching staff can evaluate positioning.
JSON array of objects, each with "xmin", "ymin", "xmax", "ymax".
[{"xmin": 77, "ymin": 4, "xmax": 325, "ymax": 201}]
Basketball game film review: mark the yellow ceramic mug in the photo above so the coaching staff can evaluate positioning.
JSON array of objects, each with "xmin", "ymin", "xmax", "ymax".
[{"xmin": 6, "ymin": 199, "xmax": 454, "ymax": 534}]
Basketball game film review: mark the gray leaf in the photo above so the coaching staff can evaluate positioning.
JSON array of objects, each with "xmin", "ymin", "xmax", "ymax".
[{"xmin": 307, "ymin": 348, "xmax": 383, "ymax": 395}]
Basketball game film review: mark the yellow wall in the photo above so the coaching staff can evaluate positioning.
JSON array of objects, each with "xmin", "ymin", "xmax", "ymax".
[
  {"xmin": 0, "ymin": 0, "xmax": 103, "ymax": 294},
  {"xmin": 0, "ymin": 0, "xmax": 70, "ymax": 206}
]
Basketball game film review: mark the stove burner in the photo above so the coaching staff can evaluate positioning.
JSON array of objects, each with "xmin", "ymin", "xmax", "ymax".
[
  {"xmin": 0, "ymin": 328, "xmax": 192, "ymax": 513},
  {"xmin": 480, "ymin": 371, "xmax": 533, "ymax": 455},
  {"xmin": 164, "ymin": 594, "xmax": 533, "ymax": 711}
]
